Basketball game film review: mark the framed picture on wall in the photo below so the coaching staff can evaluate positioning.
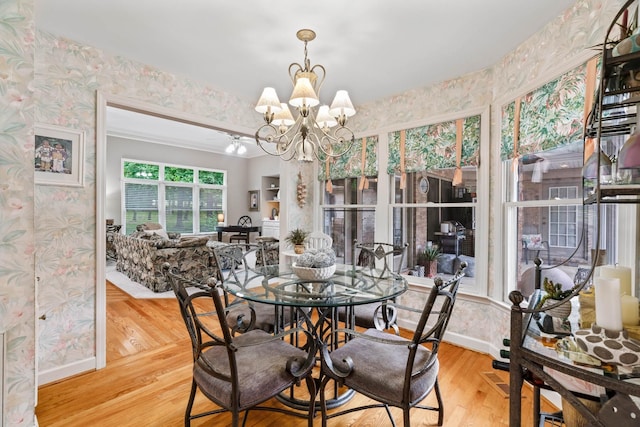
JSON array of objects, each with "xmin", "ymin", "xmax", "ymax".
[
  {"xmin": 248, "ymin": 190, "xmax": 260, "ymax": 211},
  {"xmin": 34, "ymin": 124, "xmax": 85, "ymax": 187}
]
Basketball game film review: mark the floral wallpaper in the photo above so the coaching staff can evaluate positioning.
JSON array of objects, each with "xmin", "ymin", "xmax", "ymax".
[
  {"xmin": 0, "ymin": 0, "xmax": 36, "ymax": 426},
  {"xmin": 387, "ymin": 114, "xmax": 481, "ymax": 174},
  {"xmin": 33, "ymin": 27, "xmax": 262, "ymax": 379},
  {"xmin": 0, "ymin": 0, "xmax": 628, "ymax": 425}
]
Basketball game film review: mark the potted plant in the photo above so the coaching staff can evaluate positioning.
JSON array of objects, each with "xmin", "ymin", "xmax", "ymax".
[
  {"xmin": 285, "ymin": 228, "xmax": 309, "ymax": 254},
  {"xmin": 535, "ymin": 278, "xmax": 576, "ymax": 319},
  {"xmin": 421, "ymin": 246, "xmax": 441, "ymax": 278}
]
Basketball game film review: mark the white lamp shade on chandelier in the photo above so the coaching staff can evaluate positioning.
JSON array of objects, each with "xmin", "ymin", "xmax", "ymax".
[{"xmin": 254, "ymin": 29, "xmax": 357, "ymax": 162}]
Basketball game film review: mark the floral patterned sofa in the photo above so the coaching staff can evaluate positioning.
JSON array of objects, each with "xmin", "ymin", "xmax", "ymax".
[{"xmin": 112, "ymin": 227, "xmax": 219, "ymax": 292}]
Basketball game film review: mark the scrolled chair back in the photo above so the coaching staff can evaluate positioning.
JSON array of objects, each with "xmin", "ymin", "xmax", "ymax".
[
  {"xmin": 162, "ymin": 262, "xmax": 317, "ymax": 426},
  {"xmin": 319, "ymin": 261, "xmax": 466, "ymax": 427},
  {"xmin": 353, "ymin": 240, "xmax": 408, "ymax": 279}
]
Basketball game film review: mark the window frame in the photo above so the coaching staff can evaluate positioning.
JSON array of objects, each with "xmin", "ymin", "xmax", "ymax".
[
  {"xmin": 318, "ymin": 107, "xmax": 489, "ymax": 294},
  {"xmin": 121, "ymin": 158, "xmax": 227, "ymax": 235}
]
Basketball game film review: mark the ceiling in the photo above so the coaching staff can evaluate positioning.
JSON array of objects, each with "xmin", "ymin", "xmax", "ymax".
[{"xmin": 36, "ymin": 0, "xmax": 577, "ymax": 156}]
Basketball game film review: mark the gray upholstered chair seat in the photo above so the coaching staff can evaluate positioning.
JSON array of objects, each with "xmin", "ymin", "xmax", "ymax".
[
  {"xmin": 329, "ymin": 328, "xmax": 438, "ymax": 407},
  {"xmin": 320, "ymin": 264, "xmax": 467, "ymax": 426},
  {"xmin": 164, "ymin": 264, "xmax": 316, "ymax": 426},
  {"xmin": 195, "ymin": 329, "xmax": 310, "ymax": 410}
]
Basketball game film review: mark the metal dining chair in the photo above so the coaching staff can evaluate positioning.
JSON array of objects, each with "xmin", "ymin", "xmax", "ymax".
[
  {"xmin": 229, "ymin": 215, "xmax": 252, "ymax": 244},
  {"xmin": 337, "ymin": 241, "xmax": 408, "ymax": 332},
  {"xmin": 320, "ymin": 264, "xmax": 466, "ymax": 426},
  {"xmin": 163, "ymin": 264, "xmax": 316, "ymax": 427},
  {"xmin": 304, "ymin": 230, "xmax": 332, "ymax": 250},
  {"xmin": 212, "ymin": 242, "xmax": 297, "ymax": 334}
]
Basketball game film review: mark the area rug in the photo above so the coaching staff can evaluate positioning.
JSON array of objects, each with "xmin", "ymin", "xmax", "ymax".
[{"xmin": 106, "ymin": 263, "xmax": 176, "ymax": 299}]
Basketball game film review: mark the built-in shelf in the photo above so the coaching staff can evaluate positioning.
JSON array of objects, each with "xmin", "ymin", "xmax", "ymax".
[{"xmin": 261, "ymin": 175, "xmax": 280, "ymax": 225}]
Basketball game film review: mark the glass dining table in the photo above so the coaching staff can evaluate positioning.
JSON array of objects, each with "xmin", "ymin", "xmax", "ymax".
[{"xmin": 221, "ymin": 262, "xmax": 408, "ymax": 410}]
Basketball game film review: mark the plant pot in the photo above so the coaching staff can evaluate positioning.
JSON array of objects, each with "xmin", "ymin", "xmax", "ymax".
[
  {"xmin": 542, "ymin": 299, "xmax": 572, "ymax": 319},
  {"xmin": 294, "ymin": 244, "xmax": 305, "ymax": 254},
  {"xmin": 425, "ymin": 261, "xmax": 438, "ymax": 278}
]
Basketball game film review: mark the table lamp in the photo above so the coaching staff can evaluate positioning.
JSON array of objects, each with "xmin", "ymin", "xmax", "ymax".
[{"xmin": 217, "ymin": 213, "xmax": 225, "ymax": 225}]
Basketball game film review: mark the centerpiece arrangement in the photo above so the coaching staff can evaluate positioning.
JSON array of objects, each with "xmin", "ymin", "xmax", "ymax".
[{"xmin": 292, "ymin": 247, "xmax": 337, "ymax": 280}]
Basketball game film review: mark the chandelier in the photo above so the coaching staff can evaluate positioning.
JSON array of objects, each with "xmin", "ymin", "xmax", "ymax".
[{"xmin": 255, "ymin": 29, "xmax": 356, "ymax": 162}]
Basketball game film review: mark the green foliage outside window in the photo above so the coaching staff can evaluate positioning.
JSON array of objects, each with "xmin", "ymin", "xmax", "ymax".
[
  {"xmin": 123, "ymin": 161, "xmax": 159, "ymax": 179},
  {"xmin": 165, "ymin": 166, "xmax": 194, "ymax": 182},
  {"xmin": 199, "ymin": 170, "xmax": 224, "ymax": 185}
]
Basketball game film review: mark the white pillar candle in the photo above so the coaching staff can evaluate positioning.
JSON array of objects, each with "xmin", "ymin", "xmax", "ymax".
[
  {"xmin": 599, "ymin": 265, "xmax": 632, "ymax": 297},
  {"xmin": 595, "ymin": 277, "xmax": 623, "ymax": 331},
  {"xmin": 621, "ymin": 294, "xmax": 640, "ymax": 326}
]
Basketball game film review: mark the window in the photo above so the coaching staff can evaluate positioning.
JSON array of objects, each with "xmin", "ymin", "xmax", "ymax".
[
  {"xmin": 499, "ymin": 58, "xmax": 616, "ymax": 301},
  {"xmin": 320, "ymin": 136, "xmax": 379, "ymax": 264},
  {"xmin": 502, "ymin": 155, "xmax": 606, "ymax": 299},
  {"xmin": 391, "ymin": 170, "xmax": 477, "ymax": 283},
  {"xmin": 549, "ymin": 187, "xmax": 578, "ymax": 248},
  {"xmin": 322, "ymin": 177, "xmax": 377, "ymax": 264},
  {"xmin": 388, "ymin": 115, "xmax": 481, "ymax": 286},
  {"xmin": 122, "ymin": 160, "xmax": 226, "ymax": 234}
]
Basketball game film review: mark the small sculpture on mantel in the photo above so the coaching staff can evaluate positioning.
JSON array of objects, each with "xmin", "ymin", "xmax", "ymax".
[{"xmin": 296, "ymin": 172, "xmax": 307, "ymax": 208}]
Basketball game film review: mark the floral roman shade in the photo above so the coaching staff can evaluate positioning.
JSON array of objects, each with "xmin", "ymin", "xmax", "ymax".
[
  {"xmin": 500, "ymin": 57, "xmax": 599, "ymax": 160},
  {"xmin": 318, "ymin": 135, "xmax": 378, "ymax": 180},
  {"xmin": 387, "ymin": 115, "xmax": 480, "ymax": 175}
]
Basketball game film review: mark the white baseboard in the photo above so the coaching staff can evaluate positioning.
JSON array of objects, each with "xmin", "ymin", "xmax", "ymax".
[
  {"xmin": 37, "ymin": 357, "xmax": 96, "ymax": 386},
  {"xmin": 396, "ymin": 318, "xmax": 494, "ymax": 355}
]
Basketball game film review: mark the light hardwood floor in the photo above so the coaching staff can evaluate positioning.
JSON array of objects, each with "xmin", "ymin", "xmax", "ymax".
[{"xmin": 36, "ymin": 281, "xmax": 557, "ymax": 426}]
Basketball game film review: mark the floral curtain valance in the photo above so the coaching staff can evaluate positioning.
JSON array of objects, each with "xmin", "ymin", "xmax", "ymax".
[
  {"xmin": 318, "ymin": 135, "xmax": 378, "ymax": 181},
  {"xmin": 500, "ymin": 57, "xmax": 599, "ymax": 161},
  {"xmin": 387, "ymin": 114, "xmax": 481, "ymax": 175}
]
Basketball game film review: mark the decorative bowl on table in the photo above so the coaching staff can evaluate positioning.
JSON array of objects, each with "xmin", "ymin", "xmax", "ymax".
[{"xmin": 292, "ymin": 263, "xmax": 336, "ymax": 280}]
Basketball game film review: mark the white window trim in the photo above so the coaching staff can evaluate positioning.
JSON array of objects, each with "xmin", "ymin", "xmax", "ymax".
[
  {"xmin": 316, "ymin": 106, "xmax": 489, "ymax": 296},
  {"xmin": 120, "ymin": 158, "xmax": 227, "ymax": 234}
]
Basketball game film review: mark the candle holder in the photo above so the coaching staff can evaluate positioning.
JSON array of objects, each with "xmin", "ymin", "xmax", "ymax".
[{"xmin": 574, "ymin": 324, "xmax": 640, "ymax": 366}]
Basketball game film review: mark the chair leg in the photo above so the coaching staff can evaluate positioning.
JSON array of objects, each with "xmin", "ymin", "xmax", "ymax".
[
  {"xmin": 319, "ymin": 376, "xmax": 331, "ymax": 427},
  {"xmin": 402, "ymin": 407, "xmax": 410, "ymax": 427},
  {"xmin": 434, "ymin": 378, "xmax": 444, "ymax": 426},
  {"xmin": 185, "ymin": 379, "xmax": 198, "ymax": 426},
  {"xmin": 306, "ymin": 375, "xmax": 317, "ymax": 427}
]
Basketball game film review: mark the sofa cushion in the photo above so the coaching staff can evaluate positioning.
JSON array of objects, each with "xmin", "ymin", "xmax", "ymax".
[
  {"xmin": 207, "ymin": 241, "xmax": 234, "ymax": 270},
  {"xmin": 454, "ymin": 255, "xmax": 475, "ymax": 277},
  {"xmin": 437, "ymin": 253, "xmax": 457, "ymax": 275},
  {"xmin": 522, "ymin": 234, "xmax": 544, "ymax": 249},
  {"xmin": 175, "ymin": 235, "xmax": 210, "ymax": 247},
  {"xmin": 143, "ymin": 228, "xmax": 169, "ymax": 239},
  {"xmin": 137, "ymin": 222, "xmax": 163, "ymax": 231}
]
